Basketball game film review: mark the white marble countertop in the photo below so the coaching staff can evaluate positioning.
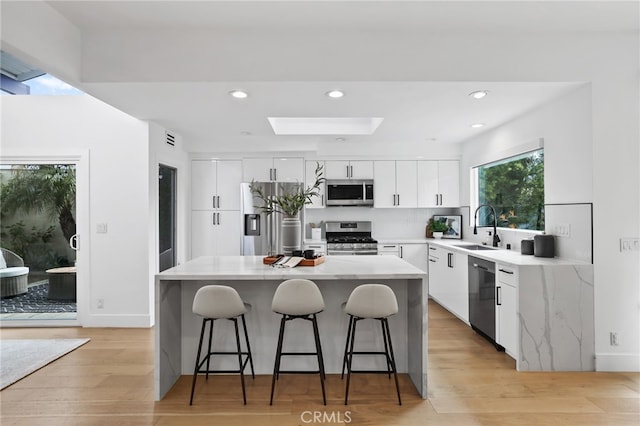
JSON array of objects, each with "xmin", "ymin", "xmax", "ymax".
[
  {"xmin": 377, "ymin": 239, "xmax": 430, "ymax": 244},
  {"xmin": 157, "ymin": 255, "xmax": 427, "ymax": 281},
  {"xmin": 427, "ymin": 239, "xmax": 591, "ymax": 266}
]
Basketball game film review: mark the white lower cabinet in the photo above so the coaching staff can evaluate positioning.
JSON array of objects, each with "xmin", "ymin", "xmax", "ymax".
[
  {"xmin": 428, "ymin": 244, "xmax": 468, "ymax": 322},
  {"xmin": 378, "ymin": 243, "xmax": 428, "ymax": 272},
  {"xmin": 303, "ymin": 242, "xmax": 326, "ymax": 256},
  {"xmin": 191, "ymin": 211, "xmax": 241, "ymax": 258},
  {"xmin": 496, "ymin": 263, "xmax": 518, "ymax": 359}
]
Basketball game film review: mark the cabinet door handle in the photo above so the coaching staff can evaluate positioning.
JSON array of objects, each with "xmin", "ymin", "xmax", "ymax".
[
  {"xmin": 429, "ymin": 246, "xmax": 437, "ymax": 250},
  {"xmin": 496, "ymin": 286, "xmax": 502, "ymax": 306},
  {"xmin": 273, "ymin": 168, "xmax": 277, "ymax": 181},
  {"xmin": 350, "ymin": 165, "xmax": 353, "ymax": 178},
  {"xmin": 217, "ymin": 212, "xmax": 221, "ymax": 225},
  {"xmin": 213, "ymin": 196, "xmax": 216, "ymax": 209},
  {"xmin": 435, "ymin": 194, "xmax": 439, "ymax": 205},
  {"xmin": 346, "ymin": 165, "xmax": 350, "ymax": 178},
  {"xmin": 392, "ymin": 194, "xmax": 396, "ymax": 206},
  {"xmin": 212, "ymin": 212, "xmax": 216, "ymax": 225},
  {"xmin": 447, "ymin": 252, "xmax": 453, "ymax": 268},
  {"xmin": 440, "ymin": 194, "xmax": 443, "ymax": 205},
  {"xmin": 429, "ymin": 258, "xmax": 436, "ymax": 263},
  {"xmin": 397, "ymin": 194, "xmax": 400, "ymax": 206},
  {"xmin": 400, "ymin": 246, "xmax": 403, "ymax": 258},
  {"xmin": 499, "ymin": 269, "xmax": 514, "ymax": 275},
  {"xmin": 216, "ymin": 195, "xmax": 220, "ymax": 209}
]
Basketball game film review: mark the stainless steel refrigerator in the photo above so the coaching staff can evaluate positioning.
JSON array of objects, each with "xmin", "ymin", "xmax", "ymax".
[{"xmin": 240, "ymin": 182, "xmax": 303, "ymax": 256}]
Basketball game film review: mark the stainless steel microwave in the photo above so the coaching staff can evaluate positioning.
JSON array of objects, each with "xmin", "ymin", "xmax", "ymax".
[{"xmin": 325, "ymin": 179, "xmax": 374, "ymax": 207}]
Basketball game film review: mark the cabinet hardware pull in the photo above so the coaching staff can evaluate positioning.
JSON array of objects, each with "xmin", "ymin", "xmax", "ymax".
[
  {"xmin": 429, "ymin": 258, "xmax": 436, "ymax": 262},
  {"xmin": 496, "ymin": 286, "xmax": 502, "ymax": 305},
  {"xmin": 216, "ymin": 195, "xmax": 220, "ymax": 209},
  {"xmin": 400, "ymin": 246, "xmax": 403, "ymax": 258},
  {"xmin": 213, "ymin": 196, "xmax": 216, "ymax": 209},
  {"xmin": 473, "ymin": 263, "xmax": 488, "ymax": 271},
  {"xmin": 447, "ymin": 252, "xmax": 453, "ymax": 268},
  {"xmin": 499, "ymin": 269, "xmax": 514, "ymax": 274},
  {"xmin": 397, "ymin": 194, "xmax": 400, "ymax": 206},
  {"xmin": 440, "ymin": 194, "xmax": 443, "ymax": 205},
  {"xmin": 346, "ymin": 165, "xmax": 350, "ymax": 178},
  {"xmin": 429, "ymin": 247, "xmax": 436, "ymax": 250},
  {"xmin": 217, "ymin": 212, "xmax": 220, "ymax": 225},
  {"xmin": 350, "ymin": 165, "xmax": 353, "ymax": 178},
  {"xmin": 212, "ymin": 212, "xmax": 216, "ymax": 225}
]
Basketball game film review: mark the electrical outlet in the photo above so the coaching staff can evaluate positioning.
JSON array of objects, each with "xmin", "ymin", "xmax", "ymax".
[
  {"xmin": 620, "ymin": 238, "xmax": 640, "ymax": 252},
  {"xmin": 610, "ymin": 332, "xmax": 619, "ymax": 346},
  {"xmin": 97, "ymin": 299, "xmax": 104, "ymax": 309}
]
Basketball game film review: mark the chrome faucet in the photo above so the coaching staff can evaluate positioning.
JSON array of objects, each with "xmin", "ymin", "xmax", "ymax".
[{"xmin": 473, "ymin": 204, "xmax": 501, "ymax": 247}]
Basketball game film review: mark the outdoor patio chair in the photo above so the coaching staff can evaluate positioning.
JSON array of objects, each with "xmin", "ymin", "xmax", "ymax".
[{"xmin": 0, "ymin": 248, "xmax": 29, "ymax": 298}]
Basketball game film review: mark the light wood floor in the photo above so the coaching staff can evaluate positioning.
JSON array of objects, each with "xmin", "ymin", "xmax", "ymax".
[{"xmin": 1, "ymin": 300, "xmax": 638, "ymax": 425}]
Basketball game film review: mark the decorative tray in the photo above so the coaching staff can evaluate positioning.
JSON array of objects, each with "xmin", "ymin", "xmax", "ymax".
[{"xmin": 263, "ymin": 256, "xmax": 325, "ymax": 267}]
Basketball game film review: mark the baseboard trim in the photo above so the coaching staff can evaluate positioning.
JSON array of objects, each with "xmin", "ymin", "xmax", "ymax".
[
  {"xmin": 81, "ymin": 314, "xmax": 152, "ymax": 328},
  {"xmin": 596, "ymin": 353, "xmax": 640, "ymax": 372}
]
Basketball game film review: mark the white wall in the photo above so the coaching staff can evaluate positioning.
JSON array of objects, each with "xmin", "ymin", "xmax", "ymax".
[
  {"xmin": 1, "ymin": 95, "xmax": 152, "ymax": 327},
  {"xmin": 147, "ymin": 123, "xmax": 189, "ymax": 324}
]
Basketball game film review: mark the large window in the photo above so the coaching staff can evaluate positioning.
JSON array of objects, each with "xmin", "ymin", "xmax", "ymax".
[{"xmin": 472, "ymin": 149, "xmax": 544, "ymax": 231}]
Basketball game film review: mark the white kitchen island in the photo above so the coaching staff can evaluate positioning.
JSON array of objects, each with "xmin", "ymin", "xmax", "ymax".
[{"xmin": 154, "ymin": 255, "xmax": 428, "ymax": 400}]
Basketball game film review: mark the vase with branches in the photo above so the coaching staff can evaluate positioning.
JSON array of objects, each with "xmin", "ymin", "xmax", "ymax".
[
  {"xmin": 249, "ymin": 162, "xmax": 324, "ymax": 255},
  {"xmin": 249, "ymin": 162, "xmax": 325, "ymax": 218}
]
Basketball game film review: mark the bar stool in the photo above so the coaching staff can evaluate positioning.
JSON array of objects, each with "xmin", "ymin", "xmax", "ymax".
[
  {"xmin": 189, "ymin": 285, "xmax": 255, "ymax": 405},
  {"xmin": 270, "ymin": 279, "xmax": 326, "ymax": 405},
  {"xmin": 342, "ymin": 284, "xmax": 402, "ymax": 405}
]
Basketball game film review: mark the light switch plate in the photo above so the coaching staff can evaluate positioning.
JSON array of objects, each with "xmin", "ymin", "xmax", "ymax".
[
  {"xmin": 620, "ymin": 237, "xmax": 639, "ymax": 252},
  {"xmin": 97, "ymin": 223, "xmax": 108, "ymax": 234}
]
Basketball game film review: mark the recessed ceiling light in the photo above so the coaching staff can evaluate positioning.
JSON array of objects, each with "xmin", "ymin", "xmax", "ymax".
[
  {"xmin": 469, "ymin": 90, "xmax": 488, "ymax": 99},
  {"xmin": 471, "ymin": 123, "xmax": 485, "ymax": 128},
  {"xmin": 335, "ymin": 137, "xmax": 346, "ymax": 142},
  {"xmin": 229, "ymin": 90, "xmax": 248, "ymax": 99},
  {"xmin": 240, "ymin": 131, "xmax": 252, "ymax": 136},
  {"xmin": 326, "ymin": 90, "xmax": 345, "ymax": 98}
]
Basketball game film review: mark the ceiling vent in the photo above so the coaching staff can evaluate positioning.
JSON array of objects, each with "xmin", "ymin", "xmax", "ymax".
[{"xmin": 165, "ymin": 131, "xmax": 176, "ymax": 147}]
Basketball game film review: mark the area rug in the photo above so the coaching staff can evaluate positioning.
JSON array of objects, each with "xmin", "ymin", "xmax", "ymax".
[
  {"xmin": 0, "ymin": 338, "xmax": 90, "ymax": 390},
  {"xmin": 0, "ymin": 283, "xmax": 77, "ymax": 313}
]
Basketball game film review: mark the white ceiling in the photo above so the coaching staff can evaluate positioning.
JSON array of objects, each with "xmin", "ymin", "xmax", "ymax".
[{"xmin": 22, "ymin": 1, "xmax": 636, "ymax": 153}]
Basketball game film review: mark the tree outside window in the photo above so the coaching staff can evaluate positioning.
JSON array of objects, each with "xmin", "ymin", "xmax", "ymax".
[{"xmin": 475, "ymin": 149, "xmax": 544, "ymax": 231}]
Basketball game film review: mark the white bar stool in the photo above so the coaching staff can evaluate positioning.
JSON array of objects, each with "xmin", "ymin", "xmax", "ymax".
[
  {"xmin": 189, "ymin": 285, "xmax": 255, "ymax": 405},
  {"xmin": 342, "ymin": 283, "xmax": 402, "ymax": 405},
  {"xmin": 270, "ymin": 279, "xmax": 327, "ymax": 405}
]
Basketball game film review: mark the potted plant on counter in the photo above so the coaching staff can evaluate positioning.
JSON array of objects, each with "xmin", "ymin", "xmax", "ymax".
[
  {"xmin": 250, "ymin": 162, "xmax": 324, "ymax": 254},
  {"xmin": 430, "ymin": 218, "xmax": 449, "ymax": 239}
]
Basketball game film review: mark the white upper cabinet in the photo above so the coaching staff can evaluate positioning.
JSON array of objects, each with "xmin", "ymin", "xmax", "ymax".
[
  {"xmin": 242, "ymin": 157, "xmax": 304, "ymax": 182},
  {"xmin": 191, "ymin": 160, "xmax": 242, "ymax": 211},
  {"xmin": 373, "ymin": 160, "xmax": 417, "ymax": 208},
  {"xmin": 325, "ymin": 160, "xmax": 374, "ymax": 179},
  {"xmin": 305, "ymin": 160, "xmax": 325, "ymax": 209},
  {"xmin": 417, "ymin": 160, "xmax": 460, "ymax": 207}
]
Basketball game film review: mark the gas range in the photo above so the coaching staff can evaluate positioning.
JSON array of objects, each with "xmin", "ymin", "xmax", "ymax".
[{"xmin": 325, "ymin": 221, "xmax": 378, "ymax": 255}]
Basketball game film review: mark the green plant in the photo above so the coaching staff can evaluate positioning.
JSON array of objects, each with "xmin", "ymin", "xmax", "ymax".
[
  {"xmin": 431, "ymin": 219, "xmax": 449, "ymax": 233},
  {"xmin": 0, "ymin": 221, "xmax": 55, "ymax": 258},
  {"xmin": 250, "ymin": 162, "xmax": 325, "ymax": 217},
  {"xmin": 0, "ymin": 165, "xmax": 76, "ymax": 241}
]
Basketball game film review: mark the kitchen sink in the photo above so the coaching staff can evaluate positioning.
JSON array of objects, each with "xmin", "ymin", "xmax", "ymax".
[{"xmin": 454, "ymin": 244, "xmax": 497, "ymax": 251}]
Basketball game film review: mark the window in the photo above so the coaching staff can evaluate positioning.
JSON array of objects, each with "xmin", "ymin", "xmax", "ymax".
[{"xmin": 472, "ymin": 149, "xmax": 544, "ymax": 231}]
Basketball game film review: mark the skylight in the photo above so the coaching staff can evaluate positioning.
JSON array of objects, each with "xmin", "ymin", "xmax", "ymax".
[{"xmin": 267, "ymin": 117, "xmax": 384, "ymax": 135}]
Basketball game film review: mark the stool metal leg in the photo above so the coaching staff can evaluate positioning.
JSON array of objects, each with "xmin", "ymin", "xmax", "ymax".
[
  {"xmin": 344, "ymin": 317, "xmax": 358, "ymax": 405},
  {"xmin": 270, "ymin": 315, "xmax": 287, "ymax": 405},
  {"xmin": 311, "ymin": 314, "xmax": 327, "ymax": 405},
  {"xmin": 190, "ymin": 318, "xmax": 207, "ymax": 405},
  {"xmin": 205, "ymin": 318, "xmax": 214, "ymax": 381},
  {"xmin": 341, "ymin": 315, "xmax": 353, "ymax": 379},
  {"xmin": 383, "ymin": 318, "xmax": 402, "ymax": 406},
  {"xmin": 241, "ymin": 314, "xmax": 255, "ymax": 379},
  {"xmin": 380, "ymin": 319, "xmax": 392, "ymax": 379},
  {"xmin": 233, "ymin": 318, "xmax": 247, "ymax": 405}
]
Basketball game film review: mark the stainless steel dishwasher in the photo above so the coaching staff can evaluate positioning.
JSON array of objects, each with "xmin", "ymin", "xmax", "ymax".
[{"xmin": 468, "ymin": 255, "xmax": 503, "ymax": 350}]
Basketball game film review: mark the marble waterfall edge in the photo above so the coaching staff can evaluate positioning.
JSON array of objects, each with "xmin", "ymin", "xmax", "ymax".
[{"xmin": 518, "ymin": 265, "xmax": 594, "ymax": 371}]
